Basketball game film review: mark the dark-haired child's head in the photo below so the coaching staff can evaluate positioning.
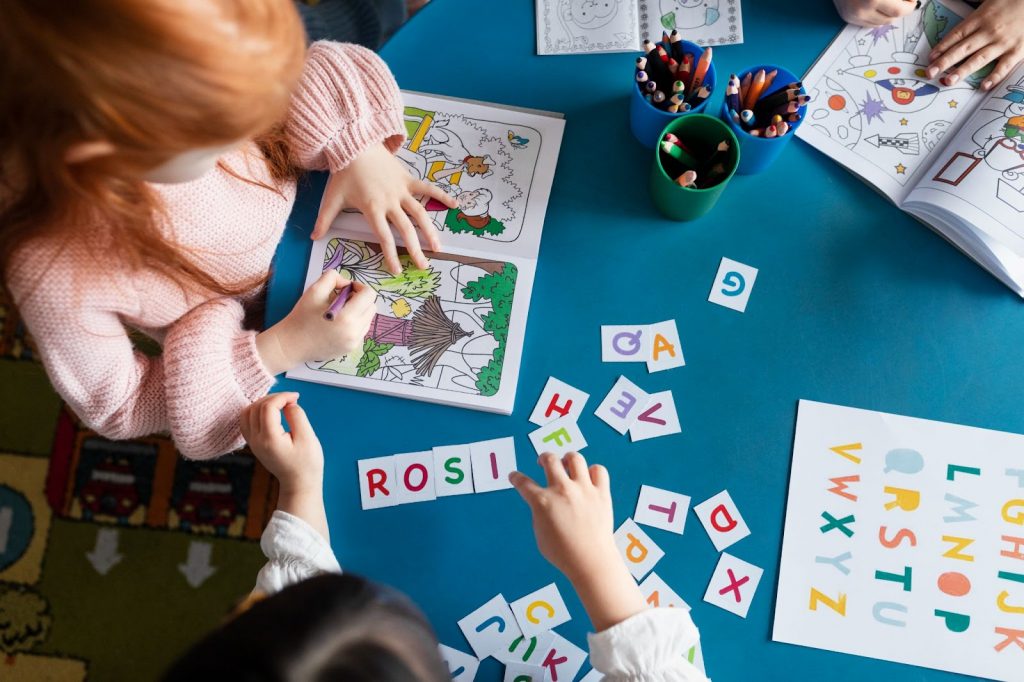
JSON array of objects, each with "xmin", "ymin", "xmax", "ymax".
[{"xmin": 163, "ymin": 574, "xmax": 450, "ymax": 682}]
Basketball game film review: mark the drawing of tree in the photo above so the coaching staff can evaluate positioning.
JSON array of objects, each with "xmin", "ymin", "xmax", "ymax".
[
  {"xmin": 379, "ymin": 258, "xmax": 441, "ymax": 299},
  {"xmin": 363, "ymin": 295, "xmax": 472, "ymax": 377},
  {"xmin": 461, "ymin": 263, "xmax": 517, "ymax": 396},
  {"xmin": 356, "ymin": 339, "xmax": 393, "ymax": 377},
  {"xmin": 0, "ymin": 583, "xmax": 51, "ymax": 664},
  {"xmin": 322, "ymin": 240, "xmax": 440, "ymax": 300}
]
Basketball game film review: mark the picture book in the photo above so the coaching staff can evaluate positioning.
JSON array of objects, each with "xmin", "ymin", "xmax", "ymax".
[
  {"xmin": 774, "ymin": 399, "xmax": 1024, "ymax": 681},
  {"xmin": 286, "ymin": 92, "xmax": 565, "ymax": 414},
  {"xmin": 798, "ymin": 0, "xmax": 1024, "ymax": 296},
  {"xmin": 535, "ymin": 0, "xmax": 743, "ymax": 55}
]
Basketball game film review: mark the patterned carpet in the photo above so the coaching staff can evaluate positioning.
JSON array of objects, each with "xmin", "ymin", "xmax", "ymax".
[{"xmin": 0, "ymin": 289, "xmax": 274, "ymax": 681}]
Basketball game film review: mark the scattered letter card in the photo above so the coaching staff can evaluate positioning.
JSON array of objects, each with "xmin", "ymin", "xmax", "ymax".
[
  {"xmin": 628, "ymin": 390, "xmax": 681, "ymax": 442},
  {"xmin": 595, "ymin": 376, "xmax": 650, "ymax": 435},
  {"xmin": 470, "ymin": 437, "xmax": 517, "ymax": 493},
  {"xmin": 647, "ymin": 320, "xmax": 685, "ymax": 372},
  {"xmin": 510, "ymin": 583, "xmax": 571, "ymax": 636},
  {"xmin": 634, "ymin": 484, "xmax": 690, "ymax": 535},
  {"xmin": 438, "ymin": 644, "xmax": 480, "ymax": 681},
  {"xmin": 528, "ymin": 415, "xmax": 587, "ymax": 456},
  {"xmin": 497, "ymin": 630, "xmax": 554, "ymax": 666},
  {"xmin": 503, "ymin": 663, "xmax": 543, "ymax": 682},
  {"xmin": 704, "ymin": 552, "xmax": 763, "ymax": 618},
  {"xmin": 529, "ymin": 377, "xmax": 589, "ymax": 426},
  {"xmin": 538, "ymin": 634, "xmax": 587, "ymax": 682},
  {"xmin": 708, "ymin": 257, "xmax": 757, "ymax": 312},
  {"xmin": 458, "ymin": 594, "xmax": 523, "ymax": 659},
  {"xmin": 693, "ymin": 490, "xmax": 750, "ymax": 551},
  {"xmin": 357, "ymin": 456, "xmax": 398, "ymax": 510},
  {"xmin": 613, "ymin": 518, "xmax": 664, "ymax": 580},
  {"xmin": 773, "ymin": 399, "xmax": 1024, "ymax": 681},
  {"xmin": 639, "ymin": 571, "xmax": 690, "ymax": 610},
  {"xmin": 601, "ymin": 325, "xmax": 650, "ymax": 362}
]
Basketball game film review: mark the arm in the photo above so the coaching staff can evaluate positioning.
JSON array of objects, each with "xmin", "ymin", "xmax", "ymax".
[
  {"xmin": 510, "ymin": 453, "xmax": 708, "ymax": 682},
  {"xmin": 7, "ymin": 258, "xmax": 272, "ymax": 458},
  {"xmin": 241, "ymin": 393, "xmax": 338, "ymax": 595}
]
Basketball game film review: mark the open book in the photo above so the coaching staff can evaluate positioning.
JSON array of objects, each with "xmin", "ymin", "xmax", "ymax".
[
  {"xmin": 798, "ymin": 0, "xmax": 1024, "ymax": 296},
  {"xmin": 286, "ymin": 93, "xmax": 565, "ymax": 413},
  {"xmin": 535, "ymin": 0, "xmax": 743, "ymax": 55}
]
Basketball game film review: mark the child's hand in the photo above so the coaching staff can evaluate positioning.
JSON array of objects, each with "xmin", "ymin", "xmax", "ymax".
[
  {"xmin": 511, "ymin": 452, "xmax": 647, "ymax": 631},
  {"xmin": 833, "ymin": 0, "xmax": 917, "ymax": 26},
  {"xmin": 311, "ymin": 143, "xmax": 457, "ymax": 275},
  {"xmin": 927, "ymin": 0, "xmax": 1024, "ymax": 90},
  {"xmin": 240, "ymin": 393, "xmax": 329, "ymax": 540},
  {"xmin": 510, "ymin": 452, "xmax": 619, "ymax": 581},
  {"xmin": 240, "ymin": 392, "xmax": 323, "ymax": 495},
  {"xmin": 256, "ymin": 270, "xmax": 376, "ymax": 376}
]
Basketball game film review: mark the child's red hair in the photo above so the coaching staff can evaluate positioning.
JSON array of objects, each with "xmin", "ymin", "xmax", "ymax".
[{"xmin": 0, "ymin": 0, "xmax": 307, "ymax": 296}]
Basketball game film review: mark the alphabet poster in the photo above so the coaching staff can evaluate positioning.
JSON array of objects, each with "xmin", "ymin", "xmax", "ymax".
[{"xmin": 773, "ymin": 400, "xmax": 1024, "ymax": 680}]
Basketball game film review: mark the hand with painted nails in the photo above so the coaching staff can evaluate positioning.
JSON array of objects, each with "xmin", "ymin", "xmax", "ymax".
[
  {"xmin": 927, "ymin": 0, "xmax": 1024, "ymax": 91},
  {"xmin": 510, "ymin": 452, "xmax": 647, "ymax": 631},
  {"xmin": 310, "ymin": 143, "xmax": 457, "ymax": 275},
  {"xmin": 832, "ymin": 0, "xmax": 919, "ymax": 27}
]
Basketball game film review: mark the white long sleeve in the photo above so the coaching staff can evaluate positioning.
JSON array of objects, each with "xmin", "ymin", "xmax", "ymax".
[
  {"xmin": 253, "ymin": 510, "xmax": 341, "ymax": 595},
  {"xmin": 587, "ymin": 608, "xmax": 710, "ymax": 682}
]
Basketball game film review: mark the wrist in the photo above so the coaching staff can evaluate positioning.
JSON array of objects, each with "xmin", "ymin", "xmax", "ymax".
[{"xmin": 255, "ymin": 323, "xmax": 298, "ymax": 375}]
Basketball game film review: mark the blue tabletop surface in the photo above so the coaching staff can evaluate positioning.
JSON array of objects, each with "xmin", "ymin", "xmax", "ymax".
[{"xmin": 265, "ymin": 2, "xmax": 1024, "ymax": 680}]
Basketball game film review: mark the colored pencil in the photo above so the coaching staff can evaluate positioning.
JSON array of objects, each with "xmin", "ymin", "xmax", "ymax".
[
  {"xmin": 323, "ymin": 285, "xmax": 352, "ymax": 321},
  {"xmin": 676, "ymin": 170, "xmax": 698, "ymax": 188}
]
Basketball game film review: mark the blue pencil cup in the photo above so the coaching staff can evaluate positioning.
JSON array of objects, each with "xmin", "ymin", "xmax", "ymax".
[
  {"xmin": 720, "ymin": 64, "xmax": 806, "ymax": 174},
  {"xmin": 629, "ymin": 40, "xmax": 716, "ymax": 149}
]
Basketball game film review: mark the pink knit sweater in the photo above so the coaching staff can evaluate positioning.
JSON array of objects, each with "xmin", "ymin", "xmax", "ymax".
[{"xmin": 6, "ymin": 42, "xmax": 406, "ymax": 459}]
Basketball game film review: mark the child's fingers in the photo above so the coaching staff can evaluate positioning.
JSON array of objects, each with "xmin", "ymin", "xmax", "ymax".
[
  {"xmin": 258, "ymin": 392, "xmax": 298, "ymax": 437},
  {"xmin": 589, "ymin": 463, "xmax": 610, "ymax": 490},
  {"xmin": 313, "ymin": 183, "xmax": 345, "ymax": 241},
  {"xmin": 509, "ymin": 470, "xmax": 545, "ymax": 507},
  {"xmin": 563, "ymin": 452, "xmax": 589, "ymax": 482},
  {"xmin": 402, "ymin": 196, "xmax": 442, "ymax": 253},
  {"xmin": 929, "ymin": 17, "xmax": 976, "ymax": 62},
  {"xmin": 282, "ymin": 401, "xmax": 315, "ymax": 443},
  {"xmin": 983, "ymin": 51, "xmax": 1022, "ymax": 90},
  {"xmin": 309, "ymin": 269, "xmax": 347, "ymax": 303},
  {"xmin": 365, "ymin": 210, "xmax": 402, "ymax": 275},
  {"xmin": 387, "ymin": 209, "xmax": 429, "ymax": 270},
  {"xmin": 345, "ymin": 281, "xmax": 377, "ymax": 314},
  {"xmin": 539, "ymin": 452, "xmax": 569, "ymax": 487},
  {"xmin": 947, "ymin": 44, "xmax": 998, "ymax": 85},
  {"xmin": 415, "ymin": 179, "xmax": 459, "ymax": 210},
  {"xmin": 928, "ymin": 31, "xmax": 982, "ymax": 77}
]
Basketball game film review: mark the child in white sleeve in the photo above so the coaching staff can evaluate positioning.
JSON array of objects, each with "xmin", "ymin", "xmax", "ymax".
[{"xmin": 163, "ymin": 393, "xmax": 709, "ymax": 682}]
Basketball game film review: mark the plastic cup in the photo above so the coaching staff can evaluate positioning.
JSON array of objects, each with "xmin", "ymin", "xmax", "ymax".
[
  {"xmin": 649, "ymin": 113, "xmax": 739, "ymax": 221},
  {"xmin": 629, "ymin": 41, "xmax": 717, "ymax": 149},
  {"xmin": 720, "ymin": 64, "xmax": 806, "ymax": 174}
]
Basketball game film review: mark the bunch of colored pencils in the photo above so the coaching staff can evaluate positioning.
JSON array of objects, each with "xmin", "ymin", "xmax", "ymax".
[
  {"xmin": 660, "ymin": 132, "xmax": 731, "ymax": 189},
  {"xmin": 636, "ymin": 30, "xmax": 713, "ymax": 113},
  {"xmin": 725, "ymin": 69, "xmax": 810, "ymax": 138}
]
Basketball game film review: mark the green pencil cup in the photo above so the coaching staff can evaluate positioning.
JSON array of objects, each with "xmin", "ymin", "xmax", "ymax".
[{"xmin": 649, "ymin": 114, "xmax": 739, "ymax": 221}]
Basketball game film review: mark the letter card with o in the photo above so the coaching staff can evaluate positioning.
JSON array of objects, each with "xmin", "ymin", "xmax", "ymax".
[{"xmin": 774, "ymin": 400, "xmax": 1024, "ymax": 680}]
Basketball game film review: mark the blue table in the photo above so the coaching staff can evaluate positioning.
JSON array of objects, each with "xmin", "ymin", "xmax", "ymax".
[{"xmin": 266, "ymin": 2, "xmax": 1024, "ymax": 679}]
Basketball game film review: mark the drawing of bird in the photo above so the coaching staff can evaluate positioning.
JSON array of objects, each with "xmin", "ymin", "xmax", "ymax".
[{"xmin": 507, "ymin": 130, "xmax": 530, "ymax": 149}]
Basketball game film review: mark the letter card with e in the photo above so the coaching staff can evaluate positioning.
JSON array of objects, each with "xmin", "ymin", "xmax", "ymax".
[{"xmin": 773, "ymin": 399, "xmax": 1024, "ymax": 680}]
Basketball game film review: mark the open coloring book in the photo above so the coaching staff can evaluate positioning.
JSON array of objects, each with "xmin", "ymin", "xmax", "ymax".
[
  {"xmin": 798, "ymin": 0, "xmax": 1024, "ymax": 296},
  {"xmin": 535, "ymin": 0, "xmax": 743, "ymax": 55},
  {"xmin": 286, "ymin": 93, "xmax": 565, "ymax": 414}
]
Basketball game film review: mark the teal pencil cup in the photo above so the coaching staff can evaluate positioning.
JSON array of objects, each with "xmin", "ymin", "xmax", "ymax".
[
  {"xmin": 649, "ymin": 114, "xmax": 739, "ymax": 222},
  {"xmin": 629, "ymin": 40, "xmax": 716, "ymax": 149},
  {"xmin": 721, "ymin": 64, "xmax": 806, "ymax": 174}
]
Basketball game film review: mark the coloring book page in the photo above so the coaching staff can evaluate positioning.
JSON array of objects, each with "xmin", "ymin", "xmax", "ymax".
[
  {"xmin": 536, "ymin": 0, "xmax": 639, "ymax": 55},
  {"xmin": 637, "ymin": 0, "xmax": 742, "ymax": 47},
  {"xmin": 535, "ymin": 0, "xmax": 743, "ymax": 55},
  {"xmin": 906, "ymin": 65, "xmax": 1024, "ymax": 258},
  {"xmin": 798, "ymin": 0, "xmax": 987, "ymax": 204},
  {"xmin": 332, "ymin": 92, "xmax": 564, "ymax": 262},
  {"xmin": 774, "ymin": 400, "xmax": 1024, "ymax": 681},
  {"xmin": 286, "ymin": 235, "xmax": 536, "ymax": 414}
]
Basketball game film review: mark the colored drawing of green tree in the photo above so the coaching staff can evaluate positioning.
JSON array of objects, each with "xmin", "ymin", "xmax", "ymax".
[
  {"xmin": 378, "ymin": 256, "xmax": 441, "ymax": 299},
  {"xmin": 356, "ymin": 339, "xmax": 393, "ymax": 377},
  {"xmin": 323, "ymin": 240, "xmax": 441, "ymax": 299},
  {"xmin": 461, "ymin": 263, "xmax": 517, "ymax": 397}
]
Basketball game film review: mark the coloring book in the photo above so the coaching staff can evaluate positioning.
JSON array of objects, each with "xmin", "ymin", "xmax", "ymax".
[
  {"xmin": 774, "ymin": 400, "xmax": 1024, "ymax": 680},
  {"xmin": 286, "ymin": 93, "xmax": 565, "ymax": 414},
  {"xmin": 798, "ymin": 0, "xmax": 1024, "ymax": 296},
  {"xmin": 535, "ymin": 0, "xmax": 743, "ymax": 55}
]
